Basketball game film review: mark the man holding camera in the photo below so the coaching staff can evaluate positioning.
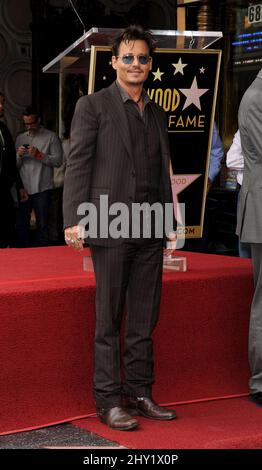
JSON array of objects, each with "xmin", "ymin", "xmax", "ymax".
[{"xmin": 16, "ymin": 106, "xmax": 62, "ymax": 247}]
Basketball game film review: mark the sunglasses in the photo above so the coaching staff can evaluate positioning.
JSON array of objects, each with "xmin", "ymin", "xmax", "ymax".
[{"xmin": 117, "ymin": 54, "xmax": 152, "ymax": 65}]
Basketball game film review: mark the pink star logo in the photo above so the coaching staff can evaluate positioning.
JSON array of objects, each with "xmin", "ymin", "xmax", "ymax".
[{"xmin": 179, "ymin": 76, "xmax": 209, "ymax": 111}]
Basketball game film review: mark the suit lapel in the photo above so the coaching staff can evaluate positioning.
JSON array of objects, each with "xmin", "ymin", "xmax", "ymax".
[
  {"xmin": 104, "ymin": 82, "xmax": 133, "ymax": 161},
  {"xmin": 150, "ymin": 103, "xmax": 170, "ymax": 162},
  {"xmin": 103, "ymin": 83, "xmax": 170, "ymax": 171}
]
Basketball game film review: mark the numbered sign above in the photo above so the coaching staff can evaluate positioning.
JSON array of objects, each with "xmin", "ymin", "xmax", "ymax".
[{"xmin": 248, "ymin": 4, "xmax": 262, "ymax": 23}]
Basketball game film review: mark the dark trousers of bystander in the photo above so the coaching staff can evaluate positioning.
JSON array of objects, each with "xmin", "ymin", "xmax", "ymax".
[{"xmin": 16, "ymin": 190, "xmax": 51, "ymax": 247}]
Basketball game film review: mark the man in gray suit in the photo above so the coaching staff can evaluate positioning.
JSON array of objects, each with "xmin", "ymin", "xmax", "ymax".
[
  {"xmin": 237, "ymin": 69, "xmax": 262, "ymax": 407},
  {"xmin": 63, "ymin": 25, "xmax": 177, "ymax": 430}
]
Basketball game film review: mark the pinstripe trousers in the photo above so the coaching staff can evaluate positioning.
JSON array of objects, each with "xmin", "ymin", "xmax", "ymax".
[{"xmin": 90, "ymin": 238, "xmax": 163, "ymax": 409}]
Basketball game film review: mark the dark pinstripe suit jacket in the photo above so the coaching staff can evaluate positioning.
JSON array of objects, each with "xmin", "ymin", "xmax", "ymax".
[{"xmin": 63, "ymin": 81, "xmax": 174, "ymax": 246}]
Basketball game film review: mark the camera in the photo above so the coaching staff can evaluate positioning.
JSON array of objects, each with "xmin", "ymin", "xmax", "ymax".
[{"xmin": 23, "ymin": 144, "xmax": 29, "ymax": 148}]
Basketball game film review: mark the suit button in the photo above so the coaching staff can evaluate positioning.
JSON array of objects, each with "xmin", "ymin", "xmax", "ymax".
[{"xmin": 131, "ymin": 171, "xmax": 135, "ymax": 177}]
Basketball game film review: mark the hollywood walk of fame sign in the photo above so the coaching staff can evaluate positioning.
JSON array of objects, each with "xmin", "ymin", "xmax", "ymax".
[{"xmin": 88, "ymin": 47, "xmax": 221, "ymax": 238}]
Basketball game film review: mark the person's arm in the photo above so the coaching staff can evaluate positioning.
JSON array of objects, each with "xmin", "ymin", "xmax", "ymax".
[
  {"xmin": 27, "ymin": 134, "xmax": 63, "ymax": 168},
  {"xmin": 63, "ymin": 95, "xmax": 99, "ymax": 234},
  {"xmin": 15, "ymin": 169, "xmax": 28, "ymax": 202},
  {"xmin": 208, "ymin": 122, "xmax": 224, "ymax": 184},
  {"xmin": 226, "ymin": 130, "xmax": 244, "ymax": 171},
  {"xmin": 0, "ymin": 123, "xmax": 17, "ymax": 189},
  {"xmin": 245, "ymin": 98, "xmax": 262, "ymax": 163},
  {"xmin": 16, "ymin": 134, "xmax": 29, "ymax": 168}
]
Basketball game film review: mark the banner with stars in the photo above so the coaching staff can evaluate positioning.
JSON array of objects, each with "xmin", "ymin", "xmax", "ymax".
[{"xmin": 88, "ymin": 47, "xmax": 221, "ymax": 238}]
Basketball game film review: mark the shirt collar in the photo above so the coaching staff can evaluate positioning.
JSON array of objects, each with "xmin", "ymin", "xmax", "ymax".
[
  {"xmin": 26, "ymin": 126, "xmax": 43, "ymax": 137},
  {"xmin": 115, "ymin": 81, "xmax": 150, "ymax": 106}
]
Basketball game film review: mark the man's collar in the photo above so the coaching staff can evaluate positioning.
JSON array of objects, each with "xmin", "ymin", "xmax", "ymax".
[
  {"xmin": 26, "ymin": 126, "xmax": 43, "ymax": 137},
  {"xmin": 115, "ymin": 81, "xmax": 150, "ymax": 105}
]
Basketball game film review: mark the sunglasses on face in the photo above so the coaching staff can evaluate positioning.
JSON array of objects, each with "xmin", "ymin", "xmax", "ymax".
[{"xmin": 116, "ymin": 54, "xmax": 152, "ymax": 65}]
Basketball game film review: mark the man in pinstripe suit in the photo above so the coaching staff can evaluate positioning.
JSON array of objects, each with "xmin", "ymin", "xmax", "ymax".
[{"xmin": 63, "ymin": 25, "xmax": 177, "ymax": 430}]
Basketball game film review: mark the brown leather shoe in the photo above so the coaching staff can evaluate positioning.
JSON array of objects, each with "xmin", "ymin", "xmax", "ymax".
[
  {"xmin": 97, "ymin": 406, "xmax": 139, "ymax": 430},
  {"xmin": 122, "ymin": 396, "xmax": 177, "ymax": 420}
]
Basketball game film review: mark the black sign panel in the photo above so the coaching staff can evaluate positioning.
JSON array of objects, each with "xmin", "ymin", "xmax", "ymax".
[{"xmin": 89, "ymin": 47, "xmax": 221, "ymax": 238}]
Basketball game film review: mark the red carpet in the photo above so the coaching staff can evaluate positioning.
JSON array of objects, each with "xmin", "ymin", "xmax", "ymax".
[
  {"xmin": 0, "ymin": 247, "xmax": 253, "ymax": 435},
  {"xmin": 71, "ymin": 397, "xmax": 262, "ymax": 449}
]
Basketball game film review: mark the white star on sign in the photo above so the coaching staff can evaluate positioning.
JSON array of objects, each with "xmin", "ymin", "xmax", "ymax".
[
  {"xmin": 152, "ymin": 67, "xmax": 164, "ymax": 81},
  {"xmin": 179, "ymin": 76, "xmax": 209, "ymax": 111},
  {"xmin": 172, "ymin": 58, "xmax": 188, "ymax": 75}
]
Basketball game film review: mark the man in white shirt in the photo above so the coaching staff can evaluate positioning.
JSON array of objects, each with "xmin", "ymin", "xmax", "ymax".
[{"xmin": 16, "ymin": 107, "xmax": 62, "ymax": 247}]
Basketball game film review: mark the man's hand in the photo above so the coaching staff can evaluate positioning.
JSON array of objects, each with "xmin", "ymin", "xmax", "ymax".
[
  {"xmin": 17, "ymin": 145, "xmax": 28, "ymax": 157},
  {"xmin": 64, "ymin": 225, "xmax": 85, "ymax": 251},
  {"xmin": 164, "ymin": 231, "xmax": 177, "ymax": 256},
  {"xmin": 19, "ymin": 188, "xmax": 29, "ymax": 202},
  {"xmin": 28, "ymin": 146, "xmax": 43, "ymax": 160}
]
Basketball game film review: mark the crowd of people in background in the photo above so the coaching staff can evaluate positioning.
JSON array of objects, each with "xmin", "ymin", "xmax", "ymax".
[{"xmin": 0, "ymin": 88, "xmax": 252, "ymax": 257}]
